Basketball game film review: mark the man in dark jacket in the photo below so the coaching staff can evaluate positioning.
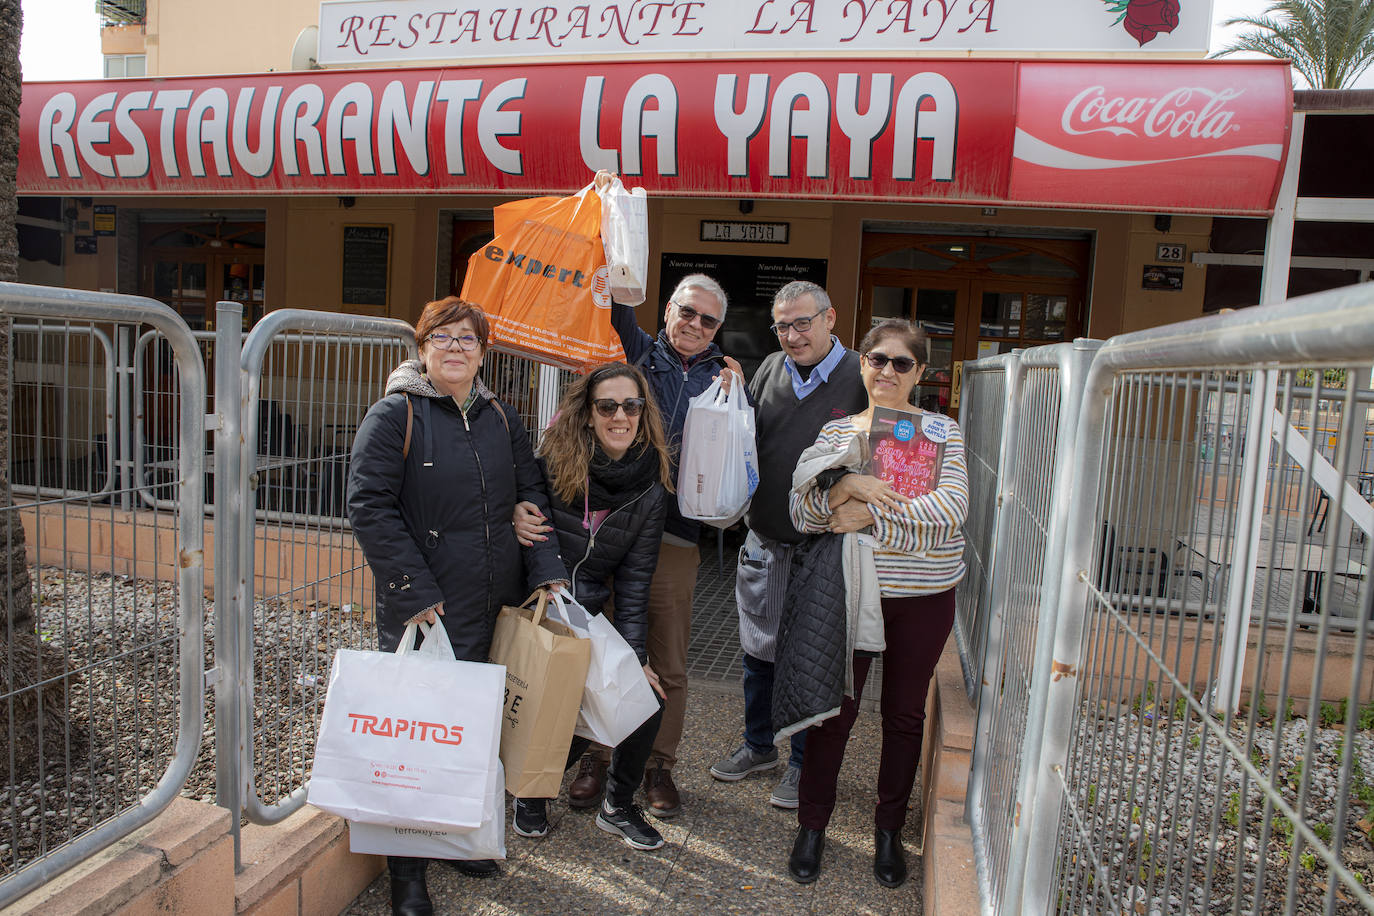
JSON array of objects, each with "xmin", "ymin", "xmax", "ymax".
[
  {"xmin": 707, "ymin": 280, "xmax": 867, "ymax": 810},
  {"xmin": 607, "ymin": 273, "xmax": 742, "ymax": 816}
]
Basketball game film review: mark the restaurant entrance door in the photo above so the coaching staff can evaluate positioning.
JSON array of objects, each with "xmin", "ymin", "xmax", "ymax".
[{"xmin": 858, "ymin": 233, "xmax": 1091, "ymax": 414}]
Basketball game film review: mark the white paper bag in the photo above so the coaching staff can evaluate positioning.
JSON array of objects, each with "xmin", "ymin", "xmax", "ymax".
[
  {"xmin": 309, "ymin": 622, "xmax": 505, "ymax": 832},
  {"xmin": 543, "ymin": 592, "xmax": 659, "ymax": 747},
  {"xmin": 349, "ymin": 760, "xmax": 506, "ymax": 861},
  {"xmin": 677, "ymin": 371, "xmax": 759, "ymax": 526},
  {"xmin": 597, "ymin": 176, "xmax": 649, "ymax": 306}
]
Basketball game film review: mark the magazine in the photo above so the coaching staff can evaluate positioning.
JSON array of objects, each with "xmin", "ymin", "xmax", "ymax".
[{"xmin": 866, "ymin": 406, "xmax": 951, "ymax": 499}]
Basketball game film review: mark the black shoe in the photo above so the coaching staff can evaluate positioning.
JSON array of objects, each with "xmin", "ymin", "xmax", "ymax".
[
  {"xmin": 874, "ymin": 828, "xmax": 908, "ymax": 888},
  {"xmin": 388, "ymin": 862, "xmax": 433, "ymax": 916},
  {"xmin": 513, "ymin": 797, "xmax": 550, "ymax": 838},
  {"xmin": 788, "ymin": 827, "xmax": 825, "ymax": 884},
  {"xmin": 595, "ymin": 799, "xmax": 665, "ymax": 851},
  {"xmin": 441, "ymin": 857, "xmax": 500, "ymax": 878}
]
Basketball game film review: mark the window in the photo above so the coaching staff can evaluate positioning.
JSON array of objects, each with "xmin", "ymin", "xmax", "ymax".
[{"xmin": 104, "ymin": 55, "xmax": 146, "ymax": 79}]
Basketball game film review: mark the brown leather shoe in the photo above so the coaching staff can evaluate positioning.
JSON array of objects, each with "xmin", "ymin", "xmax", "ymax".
[
  {"xmin": 568, "ymin": 755, "xmax": 607, "ymax": 809},
  {"xmin": 643, "ymin": 762, "xmax": 682, "ymax": 818}
]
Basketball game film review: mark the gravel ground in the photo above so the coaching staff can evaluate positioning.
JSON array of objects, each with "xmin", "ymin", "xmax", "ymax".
[
  {"xmin": 2, "ymin": 565, "xmax": 365, "ymax": 879},
  {"xmin": 1058, "ymin": 703, "xmax": 1374, "ymax": 915}
]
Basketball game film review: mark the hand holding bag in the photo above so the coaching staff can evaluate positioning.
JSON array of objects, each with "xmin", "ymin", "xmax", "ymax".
[
  {"xmin": 677, "ymin": 370, "xmax": 760, "ymax": 526},
  {"xmin": 309, "ymin": 622, "xmax": 505, "ymax": 832},
  {"xmin": 459, "ymin": 181, "xmax": 626, "ymax": 370},
  {"xmin": 595, "ymin": 173, "xmax": 649, "ymax": 306},
  {"xmin": 543, "ymin": 591, "xmax": 659, "ymax": 748},
  {"xmin": 489, "ymin": 590, "xmax": 592, "ymax": 797}
]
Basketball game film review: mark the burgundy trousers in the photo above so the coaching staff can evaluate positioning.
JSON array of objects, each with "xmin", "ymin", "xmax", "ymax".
[{"xmin": 796, "ymin": 588, "xmax": 957, "ymax": 833}]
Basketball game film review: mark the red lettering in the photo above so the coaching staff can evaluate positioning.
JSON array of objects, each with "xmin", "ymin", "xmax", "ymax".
[
  {"xmin": 399, "ymin": 14, "xmax": 422, "ymax": 49},
  {"xmin": 959, "ymin": 0, "xmax": 997, "ymax": 34},
  {"xmin": 426, "ymin": 10, "xmax": 457, "ymax": 43},
  {"xmin": 336, "ymin": 16, "xmax": 367, "ymax": 53},
  {"xmin": 528, "ymin": 6, "xmax": 561, "ymax": 45},
  {"xmin": 746, "ymin": 0, "xmax": 779, "ymax": 33},
  {"xmin": 638, "ymin": 1, "xmax": 674, "ymax": 34},
  {"xmin": 369, "ymin": 14, "xmax": 399, "ymax": 47},
  {"xmin": 558, "ymin": 5, "xmax": 592, "ymax": 41},
  {"xmin": 597, "ymin": 4, "xmax": 641, "ymax": 44},
  {"xmin": 781, "ymin": 0, "xmax": 817, "ymax": 34},
  {"xmin": 490, "ymin": 7, "xmax": 521, "ymax": 41},
  {"xmin": 434, "ymin": 724, "xmax": 464, "ymax": 746},
  {"xmin": 672, "ymin": 1, "xmax": 705, "ymax": 35},
  {"xmin": 451, "ymin": 10, "xmax": 481, "ymax": 42}
]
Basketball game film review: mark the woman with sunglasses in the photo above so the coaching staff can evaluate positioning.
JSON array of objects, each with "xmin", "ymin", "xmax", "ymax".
[
  {"xmin": 347, "ymin": 297, "xmax": 569, "ymax": 916},
  {"xmin": 510, "ymin": 362, "xmax": 675, "ymax": 849},
  {"xmin": 783, "ymin": 319, "xmax": 968, "ymax": 889}
]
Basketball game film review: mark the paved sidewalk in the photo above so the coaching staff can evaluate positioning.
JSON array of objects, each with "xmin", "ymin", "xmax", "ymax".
[{"xmin": 345, "ymin": 545, "xmax": 919, "ymax": 915}]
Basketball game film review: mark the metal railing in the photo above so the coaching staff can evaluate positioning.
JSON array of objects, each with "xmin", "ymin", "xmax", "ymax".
[
  {"xmin": 0, "ymin": 285, "xmax": 206, "ymax": 909},
  {"xmin": 0, "ymin": 284, "xmax": 595, "ymax": 897},
  {"xmin": 955, "ymin": 351, "xmax": 1022, "ymax": 701},
  {"xmin": 961, "ymin": 284, "xmax": 1374, "ymax": 915},
  {"xmin": 960, "ymin": 340, "xmax": 1102, "ymax": 912},
  {"xmin": 216, "ymin": 305, "xmax": 417, "ymax": 835}
]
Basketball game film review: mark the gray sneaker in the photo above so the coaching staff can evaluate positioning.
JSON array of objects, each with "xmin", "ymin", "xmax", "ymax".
[
  {"xmin": 769, "ymin": 764, "xmax": 801, "ymax": 809},
  {"xmin": 709, "ymin": 742, "xmax": 781, "ymax": 782}
]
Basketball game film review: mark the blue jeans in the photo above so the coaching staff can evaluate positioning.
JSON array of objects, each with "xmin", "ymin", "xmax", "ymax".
[{"xmin": 742, "ymin": 652, "xmax": 805, "ymax": 769}]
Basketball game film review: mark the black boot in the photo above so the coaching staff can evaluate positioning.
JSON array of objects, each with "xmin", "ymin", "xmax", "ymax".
[
  {"xmin": 787, "ymin": 827, "xmax": 825, "ymax": 884},
  {"xmin": 441, "ymin": 857, "xmax": 500, "ymax": 878},
  {"xmin": 388, "ymin": 856, "xmax": 433, "ymax": 916},
  {"xmin": 873, "ymin": 828, "xmax": 908, "ymax": 888}
]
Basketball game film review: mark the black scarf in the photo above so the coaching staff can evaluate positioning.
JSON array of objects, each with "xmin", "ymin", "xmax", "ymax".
[{"xmin": 586, "ymin": 442, "xmax": 659, "ymax": 511}]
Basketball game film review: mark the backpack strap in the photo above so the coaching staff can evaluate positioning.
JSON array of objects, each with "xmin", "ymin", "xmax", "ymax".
[{"xmin": 402, "ymin": 395, "xmax": 414, "ymax": 460}]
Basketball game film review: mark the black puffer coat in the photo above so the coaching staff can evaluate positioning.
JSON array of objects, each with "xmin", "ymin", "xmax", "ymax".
[
  {"xmin": 544, "ymin": 459, "xmax": 666, "ymax": 664},
  {"xmin": 347, "ymin": 361, "xmax": 567, "ymax": 661},
  {"xmin": 772, "ymin": 533, "xmax": 848, "ymax": 740}
]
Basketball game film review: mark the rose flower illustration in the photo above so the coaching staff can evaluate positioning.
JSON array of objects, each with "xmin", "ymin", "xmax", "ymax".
[{"xmin": 1104, "ymin": 0, "xmax": 1181, "ymax": 46}]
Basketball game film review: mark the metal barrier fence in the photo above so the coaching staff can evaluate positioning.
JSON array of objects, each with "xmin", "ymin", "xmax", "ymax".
[
  {"xmin": 961, "ymin": 340, "xmax": 1101, "ymax": 913},
  {"xmin": 0, "ymin": 285, "xmax": 206, "ymax": 909},
  {"xmin": 961, "ymin": 284, "xmax": 1374, "ymax": 915},
  {"xmin": 955, "ymin": 352, "xmax": 1022, "ymax": 701},
  {"xmin": 0, "ymin": 286, "xmax": 584, "ymax": 897}
]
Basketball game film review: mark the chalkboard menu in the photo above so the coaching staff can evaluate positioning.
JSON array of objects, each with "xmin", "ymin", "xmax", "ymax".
[
  {"xmin": 658, "ymin": 252, "xmax": 828, "ymax": 380},
  {"xmin": 342, "ymin": 225, "xmax": 391, "ymax": 307}
]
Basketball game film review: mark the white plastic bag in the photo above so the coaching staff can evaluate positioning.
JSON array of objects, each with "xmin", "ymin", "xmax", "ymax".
[
  {"xmin": 309, "ymin": 622, "xmax": 504, "ymax": 832},
  {"xmin": 349, "ymin": 760, "xmax": 506, "ymax": 861},
  {"xmin": 677, "ymin": 371, "xmax": 759, "ymax": 526},
  {"xmin": 596, "ymin": 175, "xmax": 649, "ymax": 306},
  {"xmin": 543, "ymin": 592, "xmax": 659, "ymax": 747}
]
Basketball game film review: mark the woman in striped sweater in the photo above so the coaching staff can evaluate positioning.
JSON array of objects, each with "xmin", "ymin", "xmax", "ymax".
[{"xmin": 784, "ymin": 318, "xmax": 968, "ymax": 889}]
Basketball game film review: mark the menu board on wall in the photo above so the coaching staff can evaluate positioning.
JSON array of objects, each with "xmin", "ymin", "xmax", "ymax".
[
  {"xmin": 342, "ymin": 225, "xmax": 391, "ymax": 307},
  {"xmin": 658, "ymin": 253, "xmax": 828, "ymax": 379}
]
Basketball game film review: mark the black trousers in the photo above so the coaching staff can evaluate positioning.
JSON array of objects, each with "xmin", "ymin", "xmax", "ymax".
[{"xmin": 564, "ymin": 696, "xmax": 664, "ymax": 809}]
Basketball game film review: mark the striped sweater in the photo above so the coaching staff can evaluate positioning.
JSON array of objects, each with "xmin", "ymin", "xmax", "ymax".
[{"xmin": 789, "ymin": 413, "xmax": 968, "ymax": 597}]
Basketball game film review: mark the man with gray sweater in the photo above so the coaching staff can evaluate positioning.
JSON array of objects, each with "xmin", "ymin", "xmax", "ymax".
[{"xmin": 708, "ymin": 280, "xmax": 868, "ymax": 808}]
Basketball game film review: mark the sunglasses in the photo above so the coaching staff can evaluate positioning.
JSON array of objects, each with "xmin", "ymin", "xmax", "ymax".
[
  {"xmin": 863, "ymin": 352, "xmax": 918, "ymax": 374},
  {"xmin": 592, "ymin": 397, "xmax": 646, "ymax": 418},
  {"xmin": 672, "ymin": 302, "xmax": 722, "ymax": 331}
]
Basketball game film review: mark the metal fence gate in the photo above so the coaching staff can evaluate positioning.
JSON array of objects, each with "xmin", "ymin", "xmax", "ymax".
[
  {"xmin": 960, "ymin": 284, "xmax": 1374, "ymax": 915},
  {"xmin": 0, "ymin": 285, "xmax": 207, "ymax": 908},
  {"xmin": 0, "ymin": 286, "xmax": 576, "ymax": 905}
]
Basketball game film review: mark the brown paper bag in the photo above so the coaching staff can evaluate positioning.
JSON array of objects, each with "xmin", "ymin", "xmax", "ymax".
[{"xmin": 489, "ymin": 590, "xmax": 591, "ymax": 797}]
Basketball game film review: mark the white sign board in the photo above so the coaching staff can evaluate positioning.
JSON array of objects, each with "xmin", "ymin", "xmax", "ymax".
[{"xmin": 318, "ymin": 0, "xmax": 1213, "ymax": 66}]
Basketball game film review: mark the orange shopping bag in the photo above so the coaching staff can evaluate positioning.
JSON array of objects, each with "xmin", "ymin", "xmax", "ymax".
[{"xmin": 460, "ymin": 183, "xmax": 625, "ymax": 371}]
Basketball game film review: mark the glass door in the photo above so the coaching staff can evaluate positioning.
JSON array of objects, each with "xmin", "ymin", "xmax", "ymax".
[{"xmin": 864, "ymin": 277, "xmax": 968, "ymax": 414}]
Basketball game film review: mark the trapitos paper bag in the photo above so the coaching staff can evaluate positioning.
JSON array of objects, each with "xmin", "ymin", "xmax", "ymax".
[{"xmin": 460, "ymin": 183, "xmax": 626, "ymax": 371}]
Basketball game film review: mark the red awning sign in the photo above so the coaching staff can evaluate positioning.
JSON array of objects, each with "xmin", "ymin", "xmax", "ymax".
[{"xmin": 19, "ymin": 58, "xmax": 1291, "ymax": 214}]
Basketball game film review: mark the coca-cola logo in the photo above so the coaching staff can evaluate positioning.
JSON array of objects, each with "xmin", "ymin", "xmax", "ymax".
[
  {"xmin": 347, "ymin": 712, "xmax": 464, "ymax": 745},
  {"xmin": 1061, "ymin": 86, "xmax": 1242, "ymax": 140}
]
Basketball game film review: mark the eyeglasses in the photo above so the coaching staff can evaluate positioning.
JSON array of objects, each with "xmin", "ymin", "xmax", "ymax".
[
  {"xmin": 425, "ymin": 332, "xmax": 481, "ymax": 352},
  {"xmin": 863, "ymin": 352, "xmax": 918, "ymax": 374},
  {"xmin": 592, "ymin": 397, "xmax": 646, "ymax": 418},
  {"xmin": 672, "ymin": 302, "xmax": 722, "ymax": 331},
  {"xmin": 769, "ymin": 306, "xmax": 830, "ymax": 337}
]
